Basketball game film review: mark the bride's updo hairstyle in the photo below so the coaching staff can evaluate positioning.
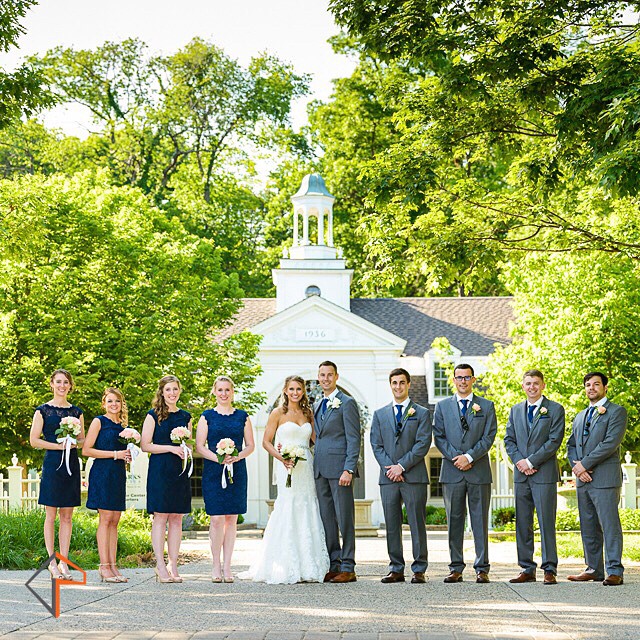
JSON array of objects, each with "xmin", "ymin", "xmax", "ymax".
[{"xmin": 280, "ymin": 375, "xmax": 313, "ymax": 422}]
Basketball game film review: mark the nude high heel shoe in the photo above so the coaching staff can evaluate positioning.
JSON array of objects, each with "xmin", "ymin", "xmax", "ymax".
[
  {"xmin": 98, "ymin": 564, "xmax": 119, "ymax": 583},
  {"xmin": 154, "ymin": 567, "xmax": 174, "ymax": 583},
  {"xmin": 110, "ymin": 563, "xmax": 128, "ymax": 583}
]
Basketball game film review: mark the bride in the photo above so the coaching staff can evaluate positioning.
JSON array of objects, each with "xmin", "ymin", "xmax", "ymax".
[{"xmin": 239, "ymin": 375, "xmax": 329, "ymax": 583}]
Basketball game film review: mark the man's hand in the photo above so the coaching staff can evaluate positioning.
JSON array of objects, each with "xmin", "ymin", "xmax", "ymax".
[
  {"xmin": 515, "ymin": 459, "xmax": 531, "ymax": 474},
  {"xmin": 385, "ymin": 464, "xmax": 404, "ymax": 481},
  {"xmin": 338, "ymin": 470, "xmax": 353, "ymax": 486},
  {"xmin": 572, "ymin": 460, "xmax": 593, "ymax": 483},
  {"xmin": 452, "ymin": 455, "xmax": 472, "ymax": 471}
]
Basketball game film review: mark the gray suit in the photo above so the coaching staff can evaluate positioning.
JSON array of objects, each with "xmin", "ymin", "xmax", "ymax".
[
  {"xmin": 567, "ymin": 399, "xmax": 627, "ymax": 577},
  {"xmin": 433, "ymin": 395, "xmax": 497, "ymax": 574},
  {"xmin": 370, "ymin": 401, "xmax": 432, "ymax": 574},
  {"xmin": 504, "ymin": 397, "xmax": 565, "ymax": 574},
  {"xmin": 313, "ymin": 390, "xmax": 361, "ymax": 572}
]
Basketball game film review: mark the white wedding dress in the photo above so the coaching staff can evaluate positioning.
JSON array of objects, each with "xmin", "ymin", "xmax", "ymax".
[{"xmin": 239, "ymin": 421, "xmax": 329, "ymax": 584}]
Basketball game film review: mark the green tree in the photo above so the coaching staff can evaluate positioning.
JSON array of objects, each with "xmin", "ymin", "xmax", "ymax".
[
  {"xmin": 0, "ymin": 1, "xmax": 54, "ymax": 129},
  {"xmin": 0, "ymin": 171, "xmax": 264, "ymax": 464},
  {"xmin": 326, "ymin": 0, "xmax": 640, "ymax": 287},
  {"xmin": 482, "ymin": 252, "xmax": 640, "ymax": 459}
]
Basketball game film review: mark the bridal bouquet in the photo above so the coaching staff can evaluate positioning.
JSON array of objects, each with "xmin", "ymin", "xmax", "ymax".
[
  {"xmin": 281, "ymin": 444, "xmax": 307, "ymax": 488},
  {"xmin": 55, "ymin": 417, "xmax": 82, "ymax": 476},
  {"xmin": 118, "ymin": 427, "xmax": 142, "ymax": 477},
  {"xmin": 216, "ymin": 438, "xmax": 238, "ymax": 488},
  {"xmin": 170, "ymin": 426, "xmax": 193, "ymax": 477}
]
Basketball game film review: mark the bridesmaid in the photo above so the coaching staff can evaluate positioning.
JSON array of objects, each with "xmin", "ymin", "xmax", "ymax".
[
  {"xmin": 141, "ymin": 375, "xmax": 192, "ymax": 583},
  {"xmin": 83, "ymin": 388, "xmax": 132, "ymax": 583},
  {"xmin": 196, "ymin": 375, "xmax": 255, "ymax": 582},
  {"xmin": 29, "ymin": 369, "xmax": 85, "ymax": 580}
]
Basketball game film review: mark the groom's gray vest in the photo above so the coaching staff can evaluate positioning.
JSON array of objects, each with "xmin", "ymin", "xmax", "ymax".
[{"xmin": 313, "ymin": 390, "xmax": 361, "ymax": 479}]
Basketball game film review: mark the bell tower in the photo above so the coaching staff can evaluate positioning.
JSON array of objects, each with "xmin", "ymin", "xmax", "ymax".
[{"xmin": 273, "ymin": 173, "xmax": 353, "ymax": 312}]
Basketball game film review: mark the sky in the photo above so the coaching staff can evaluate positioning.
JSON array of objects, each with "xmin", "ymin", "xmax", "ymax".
[{"xmin": 0, "ymin": 0, "xmax": 356, "ymax": 135}]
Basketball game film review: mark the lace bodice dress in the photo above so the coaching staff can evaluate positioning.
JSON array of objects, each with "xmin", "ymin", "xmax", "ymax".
[{"xmin": 239, "ymin": 421, "xmax": 329, "ymax": 584}]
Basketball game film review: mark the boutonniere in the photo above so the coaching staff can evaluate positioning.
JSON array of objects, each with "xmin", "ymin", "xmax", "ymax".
[
  {"xmin": 539, "ymin": 406, "xmax": 548, "ymax": 415},
  {"xmin": 330, "ymin": 398, "xmax": 341, "ymax": 410},
  {"xmin": 596, "ymin": 405, "xmax": 606, "ymax": 415},
  {"xmin": 407, "ymin": 407, "xmax": 416, "ymax": 416},
  {"xmin": 471, "ymin": 403, "xmax": 481, "ymax": 415}
]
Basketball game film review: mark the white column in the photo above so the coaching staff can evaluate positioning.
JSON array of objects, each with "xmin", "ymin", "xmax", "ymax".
[
  {"xmin": 302, "ymin": 211, "xmax": 309, "ymax": 245},
  {"xmin": 8, "ymin": 454, "xmax": 22, "ymax": 510},
  {"xmin": 317, "ymin": 208, "xmax": 325, "ymax": 245},
  {"xmin": 327, "ymin": 208, "xmax": 334, "ymax": 246},
  {"xmin": 293, "ymin": 209, "xmax": 299, "ymax": 246},
  {"xmin": 622, "ymin": 451, "xmax": 637, "ymax": 509}
]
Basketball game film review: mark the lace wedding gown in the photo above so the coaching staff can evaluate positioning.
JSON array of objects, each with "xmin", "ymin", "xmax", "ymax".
[{"xmin": 239, "ymin": 421, "xmax": 329, "ymax": 584}]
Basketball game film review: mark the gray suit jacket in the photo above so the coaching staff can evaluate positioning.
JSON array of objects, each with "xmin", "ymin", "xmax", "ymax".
[
  {"xmin": 313, "ymin": 390, "xmax": 361, "ymax": 479},
  {"xmin": 433, "ymin": 394, "xmax": 497, "ymax": 485},
  {"xmin": 370, "ymin": 401, "xmax": 432, "ymax": 485},
  {"xmin": 567, "ymin": 400, "xmax": 627, "ymax": 488},
  {"xmin": 504, "ymin": 397, "xmax": 565, "ymax": 484}
]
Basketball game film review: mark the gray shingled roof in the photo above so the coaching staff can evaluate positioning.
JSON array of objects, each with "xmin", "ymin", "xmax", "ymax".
[
  {"xmin": 216, "ymin": 296, "xmax": 514, "ymax": 357},
  {"xmin": 350, "ymin": 297, "xmax": 513, "ymax": 357}
]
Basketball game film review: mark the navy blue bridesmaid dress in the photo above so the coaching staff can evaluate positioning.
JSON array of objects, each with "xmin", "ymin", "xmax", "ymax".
[
  {"xmin": 201, "ymin": 409, "xmax": 248, "ymax": 516},
  {"xmin": 146, "ymin": 408, "xmax": 192, "ymax": 514},
  {"xmin": 86, "ymin": 416, "xmax": 127, "ymax": 511},
  {"xmin": 37, "ymin": 403, "xmax": 83, "ymax": 508}
]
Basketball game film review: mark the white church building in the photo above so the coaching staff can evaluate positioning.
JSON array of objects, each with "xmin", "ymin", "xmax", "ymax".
[{"xmin": 209, "ymin": 174, "xmax": 515, "ymax": 528}]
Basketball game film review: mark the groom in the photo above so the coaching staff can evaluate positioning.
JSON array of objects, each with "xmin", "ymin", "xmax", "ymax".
[{"xmin": 313, "ymin": 360, "xmax": 361, "ymax": 583}]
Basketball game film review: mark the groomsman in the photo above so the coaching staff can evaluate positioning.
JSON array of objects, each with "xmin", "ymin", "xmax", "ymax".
[
  {"xmin": 433, "ymin": 363, "xmax": 497, "ymax": 583},
  {"xmin": 370, "ymin": 368, "xmax": 432, "ymax": 584},
  {"xmin": 567, "ymin": 372, "xmax": 627, "ymax": 586},
  {"xmin": 504, "ymin": 370, "xmax": 565, "ymax": 584},
  {"xmin": 313, "ymin": 360, "xmax": 361, "ymax": 583}
]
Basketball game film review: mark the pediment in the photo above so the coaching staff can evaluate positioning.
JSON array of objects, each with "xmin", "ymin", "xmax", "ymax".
[{"xmin": 250, "ymin": 296, "xmax": 406, "ymax": 351}]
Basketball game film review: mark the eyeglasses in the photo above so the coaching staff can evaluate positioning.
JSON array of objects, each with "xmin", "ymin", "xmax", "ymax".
[{"xmin": 454, "ymin": 375, "xmax": 472, "ymax": 381}]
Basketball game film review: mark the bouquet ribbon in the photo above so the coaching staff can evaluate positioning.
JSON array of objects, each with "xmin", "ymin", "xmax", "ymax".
[
  {"xmin": 221, "ymin": 462, "xmax": 234, "ymax": 488},
  {"xmin": 127, "ymin": 443, "xmax": 141, "ymax": 476},
  {"xmin": 179, "ymin": 443, "xmax": 193, "ymax": 478},
  {"xmin": 56, "ymin": 435, "xmax": 77, "ymax": 476}
]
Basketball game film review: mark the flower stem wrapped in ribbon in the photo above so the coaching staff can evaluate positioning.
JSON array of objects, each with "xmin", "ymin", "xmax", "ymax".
[
  {"xmin": 118, "ymin": 428, "xmax": 142, "ymax": 477},
  {"xmin": 280, "ymin": 444, "xmax": 307, "ymax": 488},
  {"xmin": 170, "ymin": 427, "xmax": 193, "ymax": 477},
  {"xmin": 55, "ymin": 417, "xmax": 82, "ymax": 476},
  {"xmin": 216, "ymin": 438, "xmax": 238, "ymax": 488}
]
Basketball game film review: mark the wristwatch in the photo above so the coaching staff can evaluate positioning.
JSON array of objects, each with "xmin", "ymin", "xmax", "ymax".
[{"xmin": 345, "ymin": 469, "xmax": 354, "ymax": 475}]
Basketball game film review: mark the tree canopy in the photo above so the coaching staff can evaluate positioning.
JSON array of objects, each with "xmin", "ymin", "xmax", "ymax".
[{"xmin": 0, "ymin": 171, "xmax": 264, "ymax": 463}]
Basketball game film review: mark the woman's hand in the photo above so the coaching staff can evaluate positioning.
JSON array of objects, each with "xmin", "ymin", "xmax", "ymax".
[
  {"xmin": 223, "ymin": 454, "xmax": 238, "ymax": 464},
  {"xmin": 281, "ymin": 458, "xmax": 294, "ymax": 470},
  {"xmin": 115, "ymin": 450, "xmax": 132, "ymax": 462},
  {"xmin": 172, "ymin": 445, "xmax": 186, "ymax": 459}
]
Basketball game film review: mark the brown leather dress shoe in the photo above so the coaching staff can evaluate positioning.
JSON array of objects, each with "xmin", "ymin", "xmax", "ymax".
[
  {"xmin": 543, "ymin": 571, "xmax": 557, "ymax": 585},
  {"xmin": 381, "ymin": 571, "xmax": 405, "ymax": 583},
  {"xmin": 411, "ymin": 572, "xmax": 427, "ymax": 583},
  {"xmin": 603, "ymin": 574, "xmax": 624, "ymax": 586},
  {"xmin": 330, "ymin": 571, "xmax": 357, "ymax": 583},
  {"xmin": 476, "ymin": 571, "xmax": 490, "ymax": 583},
  {"xmin": 567, "ymin": 571, "xmax": 603, "ymax": 582},
  {"xmin": 509, "ymin": 571, "xmax": 536, "ymax": 583},
  {"xmin": 323, "ymin": 571, "xmax": 340, "ymax": 583},
  {"xmin": 443, "ymin": 571, "xmax": 463, "ymax": 583}
]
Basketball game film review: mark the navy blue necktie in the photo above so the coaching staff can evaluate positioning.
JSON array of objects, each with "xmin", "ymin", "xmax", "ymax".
[
  {"xmin": 460, "ymin": 399, "xmax": 468, "ymax": 416},
  {"xmin": 321, "ymin": 398, "xmax": 328, "ymax": 416},
  {"xmin": 586, "ymin": 406, "xmax": 595, "ymax": 425},
  {"xmin": 527, "ymin": 404, "xmax": 536, "ymax": 425},
  {"xmin": 395, "ymin": 404, "xmax": 403, "ymax": 424}
]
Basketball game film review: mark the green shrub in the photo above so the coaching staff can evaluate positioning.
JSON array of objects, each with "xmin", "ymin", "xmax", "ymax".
[
  {"xmin": 0, "ymin": 508, "xmax": 152, "ymax": 570},
  {"xmin": 620, "ymin": 509, "xmax": 640, "ymax": 530},
  {"xmin": 183, "ymin": 508, "xmax": 244, "ymax": 530},
  {"xmin": 426, "ymin": 505, "xmax": 447, "ymax": 525},
  {"xmin": 492, "ymin": 507, "xmax": 515, "ymax": 529},
  {"xmin": 556, "ymin": 508, "xmax": 580, "ymax": 531},
  {"xmin": 400, "ymin": 504, "xmax": 446, "ymax": 525}
]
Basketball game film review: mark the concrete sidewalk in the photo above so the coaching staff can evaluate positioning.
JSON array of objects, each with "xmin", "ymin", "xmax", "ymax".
[{"xmin": 2, "ymin": 533, "xmax": 638, "ymax": 639}]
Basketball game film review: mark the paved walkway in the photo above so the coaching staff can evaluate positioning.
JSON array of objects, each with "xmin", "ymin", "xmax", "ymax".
[{"xmin": 2, "ymin": 533, "xmax": 638, "ymax": 640}]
